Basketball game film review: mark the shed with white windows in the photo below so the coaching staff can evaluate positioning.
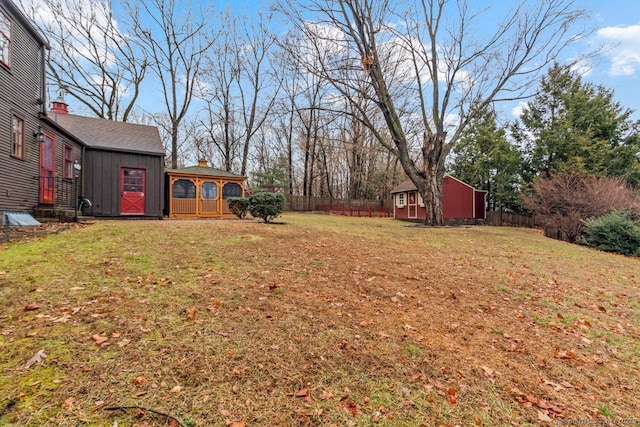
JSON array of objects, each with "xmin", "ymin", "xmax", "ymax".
[{"xmin": 390, "ymin": 175, "xmax": 487, "ymax": 221}]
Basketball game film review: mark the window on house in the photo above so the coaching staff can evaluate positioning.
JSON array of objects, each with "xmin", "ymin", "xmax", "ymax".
[
  {"xmin": 0, "ymin": 10, "xmax": 10, "ymax": 68},
  {"xmin": 397, "ymin": 193, "xmax": 405, "ymax": 207},
  {"xmin": 11, "ymin": 115, "xmax": 23, "ymax": 159},
  {"xmin": 418, "ymin": 193, "xmax": 425, "ymax": 207},
  {"xmin": 64, "ymin": 145, "xmax": 73, "ymax": 179}
]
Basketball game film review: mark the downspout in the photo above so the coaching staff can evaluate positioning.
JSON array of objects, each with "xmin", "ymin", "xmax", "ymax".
[{"xmin": 39, "ymin": 45, "xmax": 47, "ymax": 116}]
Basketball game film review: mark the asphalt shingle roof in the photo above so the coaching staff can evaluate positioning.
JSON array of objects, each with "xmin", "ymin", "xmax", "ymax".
[
  {"xmin": 167, "ymin": 165, "xmax": 245, "ymax": 178},
  {"xmin": 390, "ymin": 179, "xmax": 417, "ymax": 193},
  {"xmin": 55, "ymin": 114, "xmax": 165, "ymax": 156}
]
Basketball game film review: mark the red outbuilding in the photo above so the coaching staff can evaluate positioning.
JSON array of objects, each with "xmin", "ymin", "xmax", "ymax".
[{"xmin": 390, "ymin": 175, "xmax": 487, "ymax": 221}]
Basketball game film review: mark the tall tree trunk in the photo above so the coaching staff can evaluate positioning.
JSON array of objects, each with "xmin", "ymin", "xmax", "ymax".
[
  {"xmin": 171, "ymin": 126, "xmax": 179, "ymax": 169},
  {"xmin": 420, "ymin": 131, "xmax": 446, "ymax": 226}
]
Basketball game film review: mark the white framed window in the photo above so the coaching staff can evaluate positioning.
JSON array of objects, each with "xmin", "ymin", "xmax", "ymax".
[
  {"xmin": 63, "ymin": 144, "xmax": 73, "ymax": 179},
  {"xmin": 396, "ymin": 193, "xmax": 405, "ymax": 207},
  {"xmin": 11, "ymin": 115, "xmax": 23, "ymax": 159},
  {"xmin": 0, "ymin": 10, "xmax": 11, "ymax": 68},
  {"xmin": 418, "ymin": 192, "xmax": 425, "ymax": 207}
]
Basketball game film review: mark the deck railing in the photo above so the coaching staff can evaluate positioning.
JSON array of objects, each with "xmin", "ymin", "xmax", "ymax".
[{"xmin": 36, "ymin": 176, "xmax": 79, "ymax": 210}]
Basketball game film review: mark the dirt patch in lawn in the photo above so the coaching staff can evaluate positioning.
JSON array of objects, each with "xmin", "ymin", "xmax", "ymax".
[{"xmin": 0, "ymin": 214, "xmax": 639, "ymax": 426}]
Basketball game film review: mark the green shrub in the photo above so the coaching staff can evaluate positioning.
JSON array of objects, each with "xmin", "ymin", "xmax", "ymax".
[
  {"xmin": 578, "ymin": 211, "xmax": 640, "ymax": 256},
  {"xmin": 249, "ymin": 192, "xmax": 285, "ymax": 223},
  {"xmin": 227, "ymin": 197, "xmax": 250, "ymax": 219}
]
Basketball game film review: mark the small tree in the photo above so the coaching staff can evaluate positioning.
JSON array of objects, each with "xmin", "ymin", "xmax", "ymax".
[
  {"xmin": 249, "ymin": 192, "xmax": 285, "ymax": 223},
  {"xmin": 227, "ymin": 197, "xmax": 250, "ymax": 219}
]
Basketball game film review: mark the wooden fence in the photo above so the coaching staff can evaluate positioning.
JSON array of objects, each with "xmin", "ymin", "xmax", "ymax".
[
  {"xmin": 286, "ymin": 196, "xmax": 394, "ymax": 218},
  {"xmin": 485, "ymin": 210, "xmax": 542, "ymax": 228},
  {"xmin": 285, "ymin": 197, "xmax": 548, "ymax": 229}
]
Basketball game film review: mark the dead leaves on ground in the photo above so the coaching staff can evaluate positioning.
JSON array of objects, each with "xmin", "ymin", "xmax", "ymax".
[{"xmin": 24, "ymin": 349, "xmax": 46, "ymax": 369}]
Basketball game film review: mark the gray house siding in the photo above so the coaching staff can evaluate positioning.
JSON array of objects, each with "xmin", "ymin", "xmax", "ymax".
[
  {"xmin": 0, "ymin": 0, "xmax": 45, "ymax": 212},
  {"xmin": 0, "ymin": 0, "xmax": 82, "ymax": 214},
  {"xmin": 83, "ymin": 149, "xmax": 164, "ymax": 218}
]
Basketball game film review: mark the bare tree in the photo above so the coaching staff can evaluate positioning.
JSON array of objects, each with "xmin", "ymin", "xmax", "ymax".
[
  {"xmin": 196, "ymin": 10, "xmax": 280, "ymax": 175},
  {"xmin": 129, "ymin": 0, "xmax": 215, "ymax": 169},
  {"xmin": 197, "ymin": 11, "xmax": 242, "ymax": 172},
  {"xmin": 278, "ymin": 0, "xmax": 589, "ymax": 224},
  {"xmin": 18, "ymin": 0, "xmax": 147, "ymax": 121},
  {"xmin": 236, "ymin": 13, "xmax": 281, "ymax": 176}
]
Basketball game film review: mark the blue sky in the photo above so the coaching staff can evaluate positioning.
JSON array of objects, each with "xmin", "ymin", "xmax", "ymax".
[
  {"xmin": 21, "ymin": 0, "xmax": 640, "ymax": 122},
  {"xmin": 159, "ymin": 0, "xmax": 640, "ymax": 122},
  {"xmin": 551, "ymin": 0, "xmax": 640, "ymax": 119}
]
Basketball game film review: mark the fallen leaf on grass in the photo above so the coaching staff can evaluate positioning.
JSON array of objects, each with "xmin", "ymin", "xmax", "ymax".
[
  {"xmin": 554, "ymin": 349, "xmax": 575, "ymax": 360},
  {"xmin": 481, "ymin": 366, "xmax": 496, "ymax": 379},
  {"xmin": 91, "ymin": 334, "xmax": 109, "ymax": 346},
  {"xmin": 319, "ymin": 391, "xmax": 333, "ymax": 400},
  {"xmin": 446, "ymin": 387, "xmax": 458, "ymax": 404},
  {"xmin": 295, "ymin": 388, "xmax": 309, "ymax": 397},
  {"xmin": 61, "ymin": 397, "xmax": 75, "ymax": 410},
  {"xmin": 133, "ymin": 374, "xmax": 146, "ymax": 385},
  {"xmin": 170, "ymin": 385, "xmax": 182, "ymax": 393},
  {"xmin": 24, "ymin": 304, "xmax": 41, "ymax": 311},
  {"xmin": 53, "ymin": 314, "xmax": 71, "ymax": 323},
  {"xmin": 538, "ymin": 410, "xmax": 552, "ymax": 422},
  {"xmin": 187, "ymin": 308, "xmax": 197, "ymax": 319},
  {"xmin": 344, "ymin": 399, "xmax": 362, "ymax": 416},
  {"xmin": 24, "ymin": 349, "xmax": 47, "ymax": 369},
  {"xmin": 117, "ymin": 339, "xmax": 130, "ymax": 348}
]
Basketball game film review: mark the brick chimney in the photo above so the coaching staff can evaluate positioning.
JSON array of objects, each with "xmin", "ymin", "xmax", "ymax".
[{"xmin": 198, "ymin": 159, "xmax": 208, "ymax": 167}]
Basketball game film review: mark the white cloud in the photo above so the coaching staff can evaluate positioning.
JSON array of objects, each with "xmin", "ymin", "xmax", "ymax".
[
  {"xmin": 596, "ymin": 24, "xmax": 640, "ymax": 76},
  {"xmin": 568, "ymin": 57, "xmax": 593, "ymax": 77},
  {"xmin": 511, "ymin": 101, "xmax": 527, "ymax": 119}
]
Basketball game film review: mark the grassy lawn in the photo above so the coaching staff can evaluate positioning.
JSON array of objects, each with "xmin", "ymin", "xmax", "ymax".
[{"xmin": 1, "ymin": 213, "xmax": 639, "ymax": 426}]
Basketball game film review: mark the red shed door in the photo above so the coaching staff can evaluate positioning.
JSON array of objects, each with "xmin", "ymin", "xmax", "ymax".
[
  {"xmin": 408, "ymin": 191, "xmax": 417, "ymax": 218},
  {"xmin": 39, "ymin": 133, "xmax": 55, "ymax": 204},
  {"xmin": 121, "ymin": 168, "xmax": 145, "ymax": 215}
]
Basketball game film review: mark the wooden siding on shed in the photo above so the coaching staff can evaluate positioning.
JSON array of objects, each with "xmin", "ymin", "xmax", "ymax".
[
  {"xmin": 392, "ymin": 175, "xmax": 486, "ymax": 221},
  {"xmin": 83, "ymin": 149, "xmax": 164, "ymax": 218},
  {"xmin": 442, "ymin": 176, "xmax": 474, "ymax": 219}
]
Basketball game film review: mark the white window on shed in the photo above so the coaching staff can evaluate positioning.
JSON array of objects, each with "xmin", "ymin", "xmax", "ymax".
[{"xmin": 396, "ymin": 193, "xmax": 405, "ymax": 207}]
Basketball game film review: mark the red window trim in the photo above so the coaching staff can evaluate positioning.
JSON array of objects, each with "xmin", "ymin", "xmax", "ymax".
[
  {"xmin": 63, "ymin": 144, "xmax": 73, "ymax": 179},
  {"xmin": 0, "ymin": 9, "xmax": 11, "ymax": 69},
  {"xmin": 11, "ymin": 114, "xmax": 23, "ymax": 159}
]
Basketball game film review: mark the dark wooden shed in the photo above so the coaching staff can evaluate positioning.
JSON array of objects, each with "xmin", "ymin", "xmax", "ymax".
[
  {"xmin": 165, "ymin": 161, "xmax": 246, "ymax": 218},
  {"xmin": 55, "ymin": 109, "xmax": 165, "ymax": 218},
  {"xmin": 391, "ymin": 175, "xmax": 487, "ymax": 222}
]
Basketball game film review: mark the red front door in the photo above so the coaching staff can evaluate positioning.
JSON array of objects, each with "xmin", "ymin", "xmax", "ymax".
[
  {"xmin": 39, "ymin": 132, "xmax": 55, "ymax": 204},
  {"xmin": 121, "ymin": 168, "xmax": 145, "ymax": 215}
]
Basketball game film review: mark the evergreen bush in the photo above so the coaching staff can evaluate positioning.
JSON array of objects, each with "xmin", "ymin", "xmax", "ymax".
[
  {"xmin": 227, "ymin": 197, "xmax": 250, "ymax": 219},
  {"xmin": 579, "ymin": 211, "xmax": 640, "ymax": 256},
  {"xmin": 248, "ymin": 192, "xmax": 285, "ymax": 223}
]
